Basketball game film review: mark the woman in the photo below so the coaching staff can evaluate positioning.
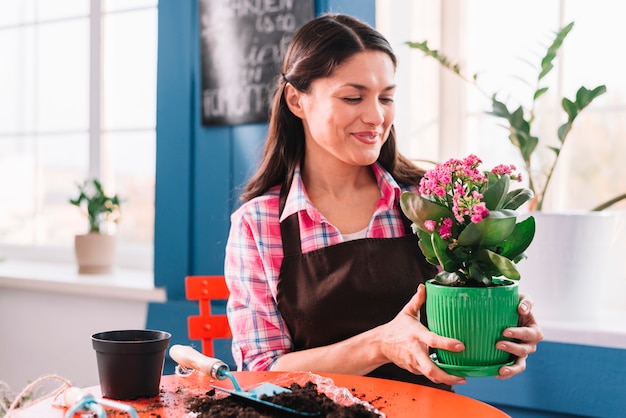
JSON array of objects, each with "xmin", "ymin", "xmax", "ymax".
[{"xmin": 224, "ymin": 13, "xmax": 543, "ymax": 390}]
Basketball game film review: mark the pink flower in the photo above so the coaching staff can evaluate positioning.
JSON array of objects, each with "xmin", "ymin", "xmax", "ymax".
[
  {"xmin": 470, "ymin": 202, "xmax": 489, "ymax": 223},
  {"xmin": 438, "ymin": 218, "xmax": 453, "ymax": 239},
  {"xmin": 491, "ymin": 164, "xmax": 513, "ymax": 175},
  {"xmin": 424, "ymin": 220, "xmax": 437, "ymax": 231}
]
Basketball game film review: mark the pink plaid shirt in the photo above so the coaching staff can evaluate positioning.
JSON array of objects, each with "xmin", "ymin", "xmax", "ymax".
[{"xmin": 224, "ymin": 162, "xmax": 418, "ymax": 371}]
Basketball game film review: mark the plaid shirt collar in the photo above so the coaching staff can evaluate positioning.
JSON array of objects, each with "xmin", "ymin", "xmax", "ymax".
[{"xmin": 279, "ymin": 162, "xmax": 402, "ymax": 223}]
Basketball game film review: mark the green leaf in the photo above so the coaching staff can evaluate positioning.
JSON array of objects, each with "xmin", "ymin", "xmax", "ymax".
[
  {"xmin": 400, "ymin": 192, "xmax": 453, "ymax": 231},
  {"xmin": 562, "ymin": 97, "xmax": 578, "ymax": 121},
  {"xmin": 502, "ymin": 188, "xmax": 534, "ymax": 210},
  {"xmin": 488, "ymin": 97, "xmax": 512, "ymax": 119},
  {"xmin": 482, "ymin": 175, "xmax": 510, "ymax": 210},
  {"xmin": 576, "ymin": 85, "xmax": 607, "ymax": 108},
  {"xmin": 434, "ymin": 270, "xmax": 463, "ymax": 285},
  {"xmin": 558, "ymin": 85, "xmax": 607, "ymax": 142},
  {"xmin": 417, "ymin": 228, "xmax": 439, "ymax": 265},
  {"xmin": 514, "ymin": 131, "xmax": 539, "ymax": 163},
  {"xmin": 432, "ymin": 232, "xmax": 461, "ymax": 272},
  {"xmin": 498, "ymin": 216, "xmax": 536, "ymax": 260},
  {"xmin": 533, "ymin": 87, "xmax": 549, "ymax": 101},
  {"xmin": 468, "ymin": 262, "xmax": 491, "ymax": 285},
  {"xmin": 479, "ymin": 249, "xmax": 521, "ymax": 280},
  {"xmin": 456, "ymin": 210, "xmax": 518, "ymax": 247},
  {"xmin": 538, "ymin": 22, "xmax": 574, "ymax": 81}
]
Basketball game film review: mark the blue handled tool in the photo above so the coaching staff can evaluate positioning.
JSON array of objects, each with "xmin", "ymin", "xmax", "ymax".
[
  {"xmin": 63, "ymin": 387, "xmax": 138, "ymax": 418},
  {"xmin": 169, "ymin": 345, "xmax": 320, "ymax": 417}
]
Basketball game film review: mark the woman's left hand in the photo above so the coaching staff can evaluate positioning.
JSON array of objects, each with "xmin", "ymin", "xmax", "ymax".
[{"xmin": 495, "ymin": 294, "xmax": 544, "ymax": 380}]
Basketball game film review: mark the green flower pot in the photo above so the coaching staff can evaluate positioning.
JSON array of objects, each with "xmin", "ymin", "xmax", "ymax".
[{"xmin": 425, "ymin": 278, "xmax": 519, "ymax": 377}]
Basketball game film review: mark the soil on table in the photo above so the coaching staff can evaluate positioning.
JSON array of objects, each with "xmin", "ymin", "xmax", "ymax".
[{"xmin": 187, "ymin": 381, "xmax": 381, "ymax": 417}]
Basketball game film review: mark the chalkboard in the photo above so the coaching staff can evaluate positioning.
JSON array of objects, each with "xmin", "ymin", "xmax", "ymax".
[{"xmin": 199, "ymin": 0, "xmax": 314, "ymax": 126}]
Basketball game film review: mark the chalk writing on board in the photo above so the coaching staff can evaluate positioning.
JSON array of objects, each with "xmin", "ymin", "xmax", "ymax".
[{"xmin": 199, "ymin": 0, "xmax": 314, "ymax": 126}]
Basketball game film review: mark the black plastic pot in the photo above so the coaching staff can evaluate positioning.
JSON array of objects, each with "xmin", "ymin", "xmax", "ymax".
[{"xmin": 92, "ymin": 329, "xmax": 171, "ymax": 400}]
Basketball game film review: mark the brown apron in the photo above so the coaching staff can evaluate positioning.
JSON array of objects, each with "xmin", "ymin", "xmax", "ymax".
[{"xmin": 275, "ymin": 189, "xmax": 451, "ymax": 390}]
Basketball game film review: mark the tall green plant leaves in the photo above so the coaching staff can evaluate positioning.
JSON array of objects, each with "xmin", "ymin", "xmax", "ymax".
[{"xmin": 406, "ymin": 22, "xmax": 615, "ymax": 211}]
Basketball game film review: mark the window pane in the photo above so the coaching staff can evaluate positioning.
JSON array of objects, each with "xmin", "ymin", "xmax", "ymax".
[
  {"xmin": 564, "ymin": 109, "xmax": 626, "ymax": 211},
  {"xmin": 37, "ymin": 19, "xmax": 89, "ymax": 132},
  {"xmin": 103, "ymin": 8, "xmax": 157, "ymax": 130},
  {"xmin": 0, "ymin": 1, "xmax": 35, "ymax": 26},
  {"xmin": 41, "ymin": 133, "xmax": 90, "ymax": 241},
  {"xmin": 465, "ymin": 0, "xmax": 561, "ymax": 170},
  {"xmin": 0, "ymin": 26, "xmax": 36, "ymax": 134},
  {"xmin": 562, "ymin": 1, "xmax": 626, "ymax": 102},
  {"xmin": 37, "ymin": 0, "xmax": 89, "ymax": 21},
  {"xmin": 0, "ymin": 1, "xmax": 157, "ymax": 269},
  {"xmin": 104, "ymin": 0, "xmax": 158, "ymax": 13},
  {"xmin": 107, "ymin": 131, "xmax": 155, "ymax": 245},
  {"xmin": 0, "ymin": 136, "xmax": 37, "ymax": 244},
  {"xmin": 466, "ymin": 0, "xmax": 560, "ymax": 110}
]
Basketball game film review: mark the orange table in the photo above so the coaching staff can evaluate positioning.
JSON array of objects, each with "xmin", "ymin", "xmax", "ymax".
[{"xmin": 12, "ymin": 371, "xmax": 509, "ymax": 417}]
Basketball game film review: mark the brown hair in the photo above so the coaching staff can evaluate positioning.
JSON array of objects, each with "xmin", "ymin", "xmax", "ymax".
[{"xmin": 241, "ymin": 13, "xmax": 425, "ymax": 202}]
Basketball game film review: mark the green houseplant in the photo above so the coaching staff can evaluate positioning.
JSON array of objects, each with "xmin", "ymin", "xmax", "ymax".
[
  {"xmin": 69, "ymin": 178, "xmax": 121, "ymax": 233},
  {"xmin": 69, "ymin": 178, "xmax": 121, "ymax": 274},
  {"xmin": 401, "ymin": 155, "xmax": 535, "ymax": 376},
  {"xmin": 407, "ymin": 21, "xmax": 625, "ymax": 212}
]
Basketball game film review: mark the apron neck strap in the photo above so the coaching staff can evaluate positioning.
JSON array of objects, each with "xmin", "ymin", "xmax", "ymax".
[{"xmin": 279, "ymin": 185, "xmax": 302, "ymax": 257}]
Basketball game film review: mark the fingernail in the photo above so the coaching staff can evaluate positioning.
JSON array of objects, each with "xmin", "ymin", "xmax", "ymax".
[
  {"xmin": 520, "ymin": 302, "xmax": 530, "ymax": 313},
  {"xmin": 498, "ymin": 343, "xmax": 507, "ymax": 350},
  {"xmin": 501, "ymin": 368, "xmax": 511, "ymax": 375},
  {"xmin": 454, "ymin": 343, "xmax": 464, "ymax": 350},
  {"xmin": 504, "ymin": 330, "xmax": 513, "ymax": 338}
]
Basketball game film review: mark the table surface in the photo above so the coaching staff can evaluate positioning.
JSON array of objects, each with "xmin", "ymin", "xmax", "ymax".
[{"xmin": 11, "ymin": 371, "xmax": 509, "ymax": 418}]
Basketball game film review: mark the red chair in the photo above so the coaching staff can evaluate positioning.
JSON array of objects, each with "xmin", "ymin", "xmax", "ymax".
[{"xmin": 185, "ymin": 275, "xmax": 232, "ymax": 357}]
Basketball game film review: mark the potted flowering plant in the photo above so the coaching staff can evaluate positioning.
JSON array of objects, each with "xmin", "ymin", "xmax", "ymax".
[
  {"xmin": 401, "ymin": 154, "xmax": 535, "ymax": 376},
  {"xmin": 69, "ymin": 178, "xmax": 121, "ymax": 274}
]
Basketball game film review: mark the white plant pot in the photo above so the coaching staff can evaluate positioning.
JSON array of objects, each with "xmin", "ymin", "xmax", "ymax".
[
  {"xmin": 74, "ymin": 233, "xmax": 117, "ymax": 274},
  {"xmin": 517, "ymin": 211, "xmax": 626, "ymax": 321}
]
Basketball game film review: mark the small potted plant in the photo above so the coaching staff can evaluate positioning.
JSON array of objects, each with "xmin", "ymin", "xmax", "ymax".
[
  {"xmin": 69, "ymin": 178, "xmax": 121, "ymax": 274},
  {"xmin": 400, "ymin": 154, "xmax": 535, "ymax": 377}
]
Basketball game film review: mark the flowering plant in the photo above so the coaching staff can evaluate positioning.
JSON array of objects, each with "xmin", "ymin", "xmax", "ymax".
[{"xmin": 400, "ymin": 155, "xmax": 536, "ymax": 287}]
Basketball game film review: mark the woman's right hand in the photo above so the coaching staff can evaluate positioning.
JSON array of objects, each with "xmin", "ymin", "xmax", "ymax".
[{"xmin": 378, "ymin": 284, "xmax": 467, "ymax": 386}]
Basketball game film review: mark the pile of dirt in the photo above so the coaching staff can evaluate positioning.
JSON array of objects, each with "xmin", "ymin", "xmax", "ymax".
[{"xmin": 187, "ymin": 381, "xmax": 381, "ymax": 417}]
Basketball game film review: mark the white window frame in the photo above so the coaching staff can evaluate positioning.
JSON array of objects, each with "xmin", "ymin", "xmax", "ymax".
[{"xmin": 0, "ymin": 1, "xmax": 156, "ymax": 271}]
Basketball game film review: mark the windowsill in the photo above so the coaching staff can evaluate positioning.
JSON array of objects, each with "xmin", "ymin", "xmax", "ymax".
[{"xmin": 0, "ymin": 260, "xmax": 166, "ymax": 302}]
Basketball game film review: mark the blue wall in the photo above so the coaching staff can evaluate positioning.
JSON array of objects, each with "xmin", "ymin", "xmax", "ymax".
[
  {"xmin": 456, "ymin": 341, "xmax": 626, "ymax": 417},
  {"xmin": 148, "ymin": 1, "xmax": 624, "ymax": 416}
]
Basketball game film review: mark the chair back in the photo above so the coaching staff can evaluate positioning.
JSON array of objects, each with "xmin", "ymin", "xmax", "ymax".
[{"xmin": 185, "ymin": 275, "xmax": 232, "ymax": 357}]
